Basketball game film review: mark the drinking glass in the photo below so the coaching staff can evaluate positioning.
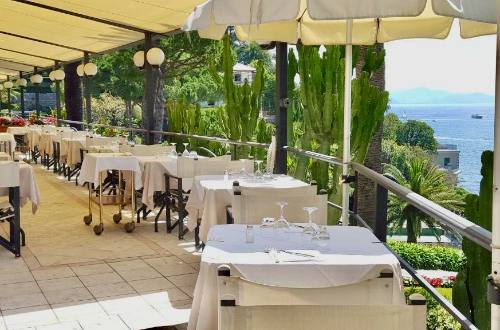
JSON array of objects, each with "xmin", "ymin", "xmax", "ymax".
[
  {"xmin": 170, "ymin": 142, "xmax": 177, "ymax": 156},
  {"xmin": 255, "ymin": 160, "xmax": 263, "ymax": 177},
  {"xmin": 182, "ymin": 142, "xmax": 190, "ymax": 157},
  {"xmin": 302, "ymin": 206, "xmax": 318, "ymax": 235},
  {"xmin": 312, "ymin": 225, "xmax": 330, "ymax": 250},
  {"xmin": 275, "ymin": 202, "xmax": 290, "ymax": 238}
]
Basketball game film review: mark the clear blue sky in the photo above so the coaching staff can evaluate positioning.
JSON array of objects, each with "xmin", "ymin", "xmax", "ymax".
[{"xmin": 386, "ymin": 21, "xmax": 496, "ymax": 95}]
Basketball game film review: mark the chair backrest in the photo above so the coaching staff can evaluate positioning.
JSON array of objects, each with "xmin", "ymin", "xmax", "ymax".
[
  {"xmin": 128, "ymin": 144, "xmax": 175, "ymax": 156},
  {"xmin": 193, "ymin": 156, "xmax": 229, "ymax": 176},
  {"xmin": 217, "ymin": 266, "xmax": 426, "ymax": 330},
  {"xmin": 226, "ymin": 159, "xmax": 254, "ymax": 174},
  {"xmin": 0, "ymin": 161, "xmax": 20, "ymax": 188},
  {"xmin": 266, "ymin": 136, "xmax": 276, "ymax": 173},
  {"xmin": 232, "ymin": 185, "xmax": 327, "ymax": 225}
]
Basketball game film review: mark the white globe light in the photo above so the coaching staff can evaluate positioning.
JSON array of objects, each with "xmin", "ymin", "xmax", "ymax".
[
  {"xmin": 49, "ymin": 71, "xmax": 56, "ymax": 81},
  {"xmin": 16, "ymin": 78, "xmax": 28, "ymax": 87},
  {"xmin": 133, "ymin": 50, "xmax": 144, "ymax": 67},
  {"xmin": 54, "ymin": 69, "xmax": 65, "ymax": 81},
  {"xmin": 76, "ymin": 64, "xmax": 85, "ymax": 77},
  {"xmin": 0, "ymin": 84, "xmax": 3, "ymax": 91},
  {"xmin": 146, "ymin": 48, "xmax": 165, "ymax": 66},
  {"xmin": 30, "ymin": 74, "xmax": 43, "ymax": 84},
  {"xmin": 83, "ymin": 62, "xmax": 98, "ymax": 76},
  {"xmin": 3, "ymin": 81, "xmax": 13, "ymax": 89}
]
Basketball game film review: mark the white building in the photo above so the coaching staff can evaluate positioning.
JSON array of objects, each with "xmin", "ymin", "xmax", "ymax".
[
  {"xmin": 232, "ymin": 63, "xmax": 256, "ymax": 85},
  {"xmin": 432, "ymin": 144, "xmax": 461, "ymax": 184}
]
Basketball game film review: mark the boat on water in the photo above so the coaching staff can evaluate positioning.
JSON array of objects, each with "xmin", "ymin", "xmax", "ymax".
[{"xmin": 471, "ymin": 114, "xmax": 484, "ymax": 119}]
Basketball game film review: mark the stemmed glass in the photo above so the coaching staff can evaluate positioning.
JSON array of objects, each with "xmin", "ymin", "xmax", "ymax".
[
  {"xmin": 302, "ymin": 206, "xmax": 318, "ymax": 235},
  {"xmin": 255, "ymin": 160, "xmax": 263, "ymax": 178},
  {"xmin": 312, "ymin": 225, "xmax": 330, "ymax": 250},
  {"xmin": 170, "ymin": 142, "xmax": 177, "ymax": 156},
  {"xmin": 182, "ymin": 142, "xmax": 190, "ymax": 157},
  {"xmin": 275, "ymin": 201, "xmax": 290, "ymax": 236}
]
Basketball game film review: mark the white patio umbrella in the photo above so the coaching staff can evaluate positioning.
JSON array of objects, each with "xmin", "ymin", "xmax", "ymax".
[
  {"xmin": 184, "ymin": 4, "xmax": 498, "ymax": 325},
  {"xmin": 184, "ymin": 0, "xmax": 496, "ymax": 229}
]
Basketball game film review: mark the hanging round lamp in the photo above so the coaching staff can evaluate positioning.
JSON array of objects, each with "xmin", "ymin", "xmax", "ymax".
[
  {"xmin": 16, "ymin": 78, "xmax": 28, "ymax": 87},
  {"xmin": 76, "ymin": 64, "xmax": 85, "ymax": 77},
  {"xmin": 30, "ymin": 74, "xmax": 43, "ymax": 85},
  {"xmin": 53, "ymin": 69, "xmax": 65, "ymax": 81},
  {"xmin": 133, "ymin": 50, "xmax": 145, "ymax": 67},
  {"xmin": 83, "ymin": 63, "xmax": 98, "ymax": 76},
  {"xmin": 3, "ymin": 81, "xmax": 13, "ymax": 89},
  {"xmin": 146, "ymin": 48, "xmax": 165, "ymax": 66}
]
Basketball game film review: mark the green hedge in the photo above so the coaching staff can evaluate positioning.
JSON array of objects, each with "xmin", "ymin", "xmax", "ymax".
[{"xmin": 388, "ymin": 241, "xmax": 465, "ymax": 272}]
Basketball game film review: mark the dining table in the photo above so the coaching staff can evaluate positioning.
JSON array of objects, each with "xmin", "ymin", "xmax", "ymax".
[
  {"xmin": 188, "ymin": 224, "xmax": 405, "ymax": 330},
  {"xmin": 185, "ymin": 174, "xmax": 310, "ymax": 242},
  {"xmin": 0, "ymin": 133, "xmax": 16, "ymax": 152},
  {"xmin": 0, "ymin": 162, "xmax": 40, "ymax": 214}
]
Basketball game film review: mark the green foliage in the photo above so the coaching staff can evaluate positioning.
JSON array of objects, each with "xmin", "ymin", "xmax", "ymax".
[
  {"xmin": 453, "ymin": 151, "xmax": 492, "ymax": 330},
  {"xmin": 385, "ymin": 157, "xmax": 464, "ymax": 242},
  {"xmin": 234, "ymin": 41, "xmax": 273, "ymax": 69},
  {"xmin": 382, "ymin": 139, "xmax": 430, "ymax": 176},
  {"xmin": 210, "ymin": 35, "xmax": 264, "ymax": 159},
  {"xmin": 387, "ymin": 241, "xmax": 465, "ymax": 271},
  {"xmin": 383, "ymin": 113, "xmax": 402, "ymax": 141},
  {"xmin": 395, "ymin": 119, "xmax": 438, "ymax": 151},
  {"xmin": 405, "ymin": 287, "xmax": 460, "ymax": 330}
]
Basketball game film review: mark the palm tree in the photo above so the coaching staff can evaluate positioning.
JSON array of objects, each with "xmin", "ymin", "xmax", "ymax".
[{"xmin": 384, "ymin": 157, "xmax": 464, "ymax": 243}]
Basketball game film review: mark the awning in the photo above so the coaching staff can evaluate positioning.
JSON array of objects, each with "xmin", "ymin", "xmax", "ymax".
[{"xmin": 0, "ymin": 0, "xmax": 205, "ymax": 78}]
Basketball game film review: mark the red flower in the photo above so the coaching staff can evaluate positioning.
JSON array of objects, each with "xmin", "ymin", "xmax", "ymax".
[
  {"xmin": 448, "ymin": 275, "xmax": 456, "ymax": 281},
  {"xmin": 430, "ymin": 278, "xmax": 443, "ymax": 287}
]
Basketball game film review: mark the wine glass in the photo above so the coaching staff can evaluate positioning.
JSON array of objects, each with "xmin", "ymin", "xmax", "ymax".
[
  {"xmin": 275, "ymin": 202, "xmax": 290, "ymax": 238},
  {"xmin": 312, "ymin": 225, "xmax": 330, "ymax": 250},
  {"xmin": 302, "ymin": 206, "xmax": 318, "ymax": 235},
  {"xmin": 170, "ymin": 142, "xmax": 177, "ymax": 156},
  {"xmin": 255, "ymin": 160, "xmax": 263, "ymax": 178},
  {"xmin": 182, "ymin": 142, "xmax": 190, "ymax": 157}
]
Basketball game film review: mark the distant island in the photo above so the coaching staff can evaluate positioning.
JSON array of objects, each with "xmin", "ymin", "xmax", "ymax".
[{"xmin": 390, "ymin": 88, "xmax": 494, "ymax": 105}]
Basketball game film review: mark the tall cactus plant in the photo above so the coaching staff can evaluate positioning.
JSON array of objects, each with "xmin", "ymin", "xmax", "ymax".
[
  {"xmin": 291, "ymin": 44, "xmax": 388, "ymax": 199},
  {"xmin": 453, "ymin": 151, "xmax": 492, "ymax": 330},
  {"xmin": 210, "ymin": 35, "xmax": 264, "ymax": 158}
]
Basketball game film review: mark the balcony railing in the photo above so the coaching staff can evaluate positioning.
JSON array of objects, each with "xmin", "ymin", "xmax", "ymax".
[{"xmin": 58, "ymin": 119, "xmax": 490, "ymax": 330}]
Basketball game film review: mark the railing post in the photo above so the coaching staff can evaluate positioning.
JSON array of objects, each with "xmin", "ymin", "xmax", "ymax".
[{"xmin": 374, "ymin": 184, "xmax": 388, "ymax": 242}]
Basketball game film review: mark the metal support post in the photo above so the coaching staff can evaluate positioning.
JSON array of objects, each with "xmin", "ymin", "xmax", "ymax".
[{"xmin": 275, "ymin": 41, "xmax": 288, "ymax": 174}]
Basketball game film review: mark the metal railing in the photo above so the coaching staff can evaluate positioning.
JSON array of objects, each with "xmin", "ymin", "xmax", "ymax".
[{"xmin": 55, "ymin": 120, "xmax": 490, "ymax": 329}]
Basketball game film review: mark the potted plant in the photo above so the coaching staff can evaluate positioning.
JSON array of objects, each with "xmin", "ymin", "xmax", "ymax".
[{"xmin": 0, "ymin": 117, "xmax": 11, "ymax": 132}]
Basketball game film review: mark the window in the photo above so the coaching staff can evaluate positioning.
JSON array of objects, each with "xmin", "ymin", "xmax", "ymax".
[
  {"xmin": 444, "ymin": 157, "xmax": 451, "ymax": 167},
  {"xmin": 234, "ymin": 73, "xmax": 242, "ymax": 82}
]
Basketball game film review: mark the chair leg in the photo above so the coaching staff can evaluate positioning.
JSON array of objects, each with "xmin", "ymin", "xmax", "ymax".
[{"xmin": 195, "ymin": 218, "xmax": 201, "ymax": 248}]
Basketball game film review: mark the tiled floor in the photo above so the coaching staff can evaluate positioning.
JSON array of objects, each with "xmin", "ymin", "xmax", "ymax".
[{"xmin": 0, "ymin": 164, "xmax": 200, "ymax": 330}]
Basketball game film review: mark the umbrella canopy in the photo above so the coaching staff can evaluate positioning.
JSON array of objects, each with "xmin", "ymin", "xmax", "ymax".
[{"xmin": 184, "ymin": 0, "xmax": 496, "ymax": 44}]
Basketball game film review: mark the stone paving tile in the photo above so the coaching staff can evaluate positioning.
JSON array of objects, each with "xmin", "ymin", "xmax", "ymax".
[
  {"xmin": 50, "ymin": 300, "xmax": 105, "ymax": 323},
  {"xmin": 31, "ymin": 266, "xmax": 75, "ymax": 281},
  {"xmin": 117, "ymin": 307, "xmax": 168, "ymax": 330},
  {"xmin": 178, "ymin": 286, "xmax": 195, "ymax": 299},
  {"xmin": 0, "ymin": 282, "xmax": 41, "ymax": 298},
  {"xmin": 166, "ymin": 274, "xmax": 198, "ymax": 288},
  {"xmin": 43, "ymin": 288, "xmax": 94, "ymax": 305},
  {"xmin": 128, "ymin": 277, "xmax": 175, "ymax": 293},
  {"xmin": 113, "ymin": 266, "xmax": 163, "ymax": 282},
  {"xmin": 1, "ymin": 305, "xmax": 57, "ymax": 329},
  {"xmin": 37, "ymin": 277, "xmax": 83, "ymax": 293},
  {"xmin": 69, "ymin": 264, "xmax": 113, "ymax": 277},
  {"xmin": 77, "ymin": 315, "xmax": 129, "ymax": 330},
  {"xmin": 77, "ymin": 272, "xmax": 123, "ymax": 287},
  {"xmin": 0, "ymin": 271, "xmax": 35, "ymax": 285},
  {"xmin": 87, "ymin": 282, "xmax": 136, "ymax": 299},
  {"xmin": 36, "ymin": 320, "xmax": 82, "ymax": 330},
  {"xmin": 0, "ymin": 293, "xmax": 48, "ymax": 311}
]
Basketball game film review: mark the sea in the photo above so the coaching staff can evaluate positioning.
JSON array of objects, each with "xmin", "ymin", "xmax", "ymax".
[{"xmin": 389, "ymin": 104, "xmax": 495, "ymax": 194}]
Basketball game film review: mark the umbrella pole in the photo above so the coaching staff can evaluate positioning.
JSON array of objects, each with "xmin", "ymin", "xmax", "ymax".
[
  {"xmin": 341, "ymin": 19, "xmax": 353, "ymax": 225},
  {"xmin": 491, "ymin": 14, "xmax": 500, "ymax": 329}
]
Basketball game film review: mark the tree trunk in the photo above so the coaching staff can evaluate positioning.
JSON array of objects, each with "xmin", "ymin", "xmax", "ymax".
[
  {"xmin": 64, "ymin": 62, "xmax": 83, "ymax": 130},
  {"xmin": 406, "ymin": 214, "xmax": 418, "ymax": 243},
  {"xmin": 153, "ymin": 70, "xmax": 166, "ymax": 144},
  {"xmin": 355, "ymin": 44, "xmax": 385, "ymax": 229}
]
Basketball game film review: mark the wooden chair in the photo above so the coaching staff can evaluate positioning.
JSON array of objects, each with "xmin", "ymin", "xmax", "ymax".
[{"xmin": 217, "ymin": 265, "xmax": 426, "ymax": 330}]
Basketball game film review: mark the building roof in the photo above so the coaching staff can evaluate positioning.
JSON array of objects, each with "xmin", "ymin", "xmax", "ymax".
[{"xmin": 233, "ymin": 63, "xmax": 256, "ymax": 72}]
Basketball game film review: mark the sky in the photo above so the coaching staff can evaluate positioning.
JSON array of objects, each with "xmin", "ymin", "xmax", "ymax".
[{"xmin": 385, "ymin": 21, "xmax": 496, "ymax": 95}]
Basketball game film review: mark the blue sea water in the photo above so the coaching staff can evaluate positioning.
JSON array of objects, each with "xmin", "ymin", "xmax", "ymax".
[{"xmin": 389, "ymin": 104, "xmax": 495, "ymax": 194}]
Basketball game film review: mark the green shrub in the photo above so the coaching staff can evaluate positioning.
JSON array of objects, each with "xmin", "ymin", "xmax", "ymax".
[
  {"xmin": 405, "ymin": 287, "xmax": 460, "ymax": 330},
  {"xmin": 388, "ymin": 241, "xmax": 465, "ymax": 271}
]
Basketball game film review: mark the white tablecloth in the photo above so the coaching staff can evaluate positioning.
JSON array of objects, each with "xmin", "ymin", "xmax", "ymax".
[
  {"xmin": 0, "ymin": 133, "xmax": 16, "ymax": 151},
  {"xmin": 139, "ymin": 155, "xmax": 195, "ymax": 211},
  {"xmin": 64, "ymin": 138, "xmax": 86, "ymax": 166},
  {"xmin": 79, "ymin": 153, "xmax": 142, "ymax": 189},
  {"xmin": 0, "ymin": 152, "xmax": 10, "ymax": 161},
  {"xmin": 188, "ymin": 225, "xmax": 405, "ymax": 330},
  {"xmin": 6, "ymin": 127, "xmax": 29, "ymax": 136},
  {"xmin": 27, "ymin": 127, "xmax": 42, "ymax": 149},
  {"xmin": 185, "ymin": 175, "xmax": 309, "ymax": 241},
  {"xmin": 38, "ymin": 132, "xmax": 57, "ymax": 156},
  {"xmin": 0, "ymin": 163, "xmax": 40, "ymax": 214}
]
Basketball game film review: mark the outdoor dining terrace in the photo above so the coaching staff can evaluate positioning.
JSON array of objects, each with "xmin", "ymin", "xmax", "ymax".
[
  {"xmin": 0, "ymin": 119, "xmax": 490, "ymax": 329},
  {"xmin": 0, "ymin": 0, "xmax": 498, "ymax": 329}
]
